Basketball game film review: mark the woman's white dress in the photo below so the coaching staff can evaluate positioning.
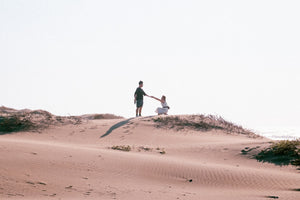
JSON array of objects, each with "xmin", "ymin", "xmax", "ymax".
[{"xmin": 155, "ymin": 101, "xmax": 169, "ymax": 114}]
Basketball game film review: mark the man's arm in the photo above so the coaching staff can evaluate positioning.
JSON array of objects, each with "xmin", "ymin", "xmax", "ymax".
[
  {"xmin": 143, "ymin": 89, "xmax": 148, "ymax": 97},
  {"xmin": 134, "ymin": 88, "xmax": 138, "ymax": 99},
  {"xmin": 150, "ymin": 96, "xmax": 162, "ymax": 102},
  {"xmin": 134, "ymin": 89, "xmax": 138, "ymax": 104}
]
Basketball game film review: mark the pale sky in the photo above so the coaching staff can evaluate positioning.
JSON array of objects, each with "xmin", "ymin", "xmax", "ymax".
[{"xmin": 1, "ymin": 0, "xmax": 300, "ymax": 130}]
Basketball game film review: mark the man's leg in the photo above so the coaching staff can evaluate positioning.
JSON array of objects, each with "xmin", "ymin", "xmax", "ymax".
[
  {"xmin": 138, "ymin": 107, "xmax": 142, "ymax": 116},
  {"xmin": 136, "ymin": 107, "xmax": 139, "ymax": 117}
]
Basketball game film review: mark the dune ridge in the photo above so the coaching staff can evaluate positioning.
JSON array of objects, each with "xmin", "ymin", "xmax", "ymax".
[
  {"xmin": 0, "ymin": 106, "xmax": 122, "ymax": 134},
  {"xmin": 0, "ymin": 107, "xmax": 299, "ymax": 199}
]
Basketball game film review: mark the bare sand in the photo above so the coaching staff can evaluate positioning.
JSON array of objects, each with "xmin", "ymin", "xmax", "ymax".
[{"xmin": 0, "ymin": 116, "xmax": 299, "ymax": 200}]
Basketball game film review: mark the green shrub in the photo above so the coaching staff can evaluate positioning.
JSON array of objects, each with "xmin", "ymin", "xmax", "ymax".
[
  {"xmin": 0, "ymin": 115, "xmax": 35, "ymax": 133},
  {"xmin": 271, "ymin": 140, "xmax": 299, "ymax": 156},
  {"xmin": 291, "ymin": 158, "xmax": 300, "ymax": 166},
  {"xmin": 256, "ymin": 140, "xmax": 300, "ymax": 166}
]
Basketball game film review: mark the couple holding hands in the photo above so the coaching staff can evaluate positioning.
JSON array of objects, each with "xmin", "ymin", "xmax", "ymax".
[{"xmin": 134, "ymin": 81, "xmax": 170, "ymax": 117}]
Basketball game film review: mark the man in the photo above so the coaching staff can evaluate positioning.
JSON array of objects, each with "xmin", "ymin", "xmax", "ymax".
[{"xmin": 134, "ymin": 81, "xmax": 148, "ymax": 117}]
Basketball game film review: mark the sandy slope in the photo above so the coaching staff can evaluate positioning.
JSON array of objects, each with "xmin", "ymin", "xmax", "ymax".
[{"xmin": 0, "ymin": 116, "xmax": 299, "ymax": 200}]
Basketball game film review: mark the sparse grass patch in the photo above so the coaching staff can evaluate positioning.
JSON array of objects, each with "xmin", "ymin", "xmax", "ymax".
[
  {"xmin": 111, "ymin": 145, "xmax": 131, "ymax": 152},
  {"xmin": 153, "ymin": 115, "xmax": 255, "ymax": 136},
  {"xmin": 153, "ymin": 116, "xmax": 223, "ymax": 131},
  {"xmin": 0, "ymin": 107, "xmax": 82, "ymax": 134},
  {"xmin": 255, "ymin": 140, "xmax": 300, "ymax": 166},
  {"xmin": 93, "ymin": 114, "xmax": 123, "ymax": 120},
  {"xmin": 138, "ymin": 146, "xmax": 152, "ymax": 152}
]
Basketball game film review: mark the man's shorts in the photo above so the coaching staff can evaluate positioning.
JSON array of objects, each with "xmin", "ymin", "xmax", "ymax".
[{"xmin": 136, "ymin": 99, "xmax": 143, "ymax": 108}]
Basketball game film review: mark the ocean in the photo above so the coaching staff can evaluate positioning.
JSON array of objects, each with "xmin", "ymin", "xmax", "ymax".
[{"xmin": 253, "ymin": 126, "xmax": 300, "ymax": 141}]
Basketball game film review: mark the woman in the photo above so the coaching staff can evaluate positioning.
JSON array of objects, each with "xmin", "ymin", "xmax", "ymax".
[{"xmin": 150, "ymin": 95, "xmax": 170, "ymax": 115}]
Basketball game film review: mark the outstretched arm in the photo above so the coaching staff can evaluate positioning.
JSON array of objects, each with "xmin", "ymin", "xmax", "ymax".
[{"xmin": 150, "ymin": 96, "xmax": 162, "ymax": 102}]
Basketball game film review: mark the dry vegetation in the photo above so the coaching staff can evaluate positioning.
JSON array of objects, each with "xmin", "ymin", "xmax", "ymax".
[
  {"xmin": 153, "ymin": 115, "xmax": 256, "ymax": 137},
  {"xmin": 0, "ymin": 115, "xmax": 36, "ymax": 133},
  {"xmin": 0, "ymin": 106, "xmax": 81, "ymax": 134},
  {"xmin": 93, "ymin": 114, "xmax": 123, "ymax": 120},
  {"xmin": 255, "ymin": 140, "xmax": 300, "ymax": 166},
  {"xmin": 111, "ymin": 145, "xmax": 131, "ymax": 152},
  {"xmin": 0, "ymin": 106, "xmax": 124, "ymax": 134},
  {"xmin": 110, "ymin": 145, "xmax": 167, "ymax": 154},
  {"xmin": 81, "ymin": 114, "xmax": 123, "ymax": 120}
]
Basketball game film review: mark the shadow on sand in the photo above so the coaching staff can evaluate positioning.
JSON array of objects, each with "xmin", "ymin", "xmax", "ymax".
[{"xmin": 100, "ymin": 118, "xmax": 134, "ymax": 138}]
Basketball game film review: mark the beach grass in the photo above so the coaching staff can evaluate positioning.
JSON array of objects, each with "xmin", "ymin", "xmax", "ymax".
[
  {"xmin": 0, "ymin": 115, "xmax": 36, "ymax": 133},
  {"xmin": 256, "ymin": 140, "xmax": 300, "ymax": 166},
  {"xmin": 153, "ymin": 115, "xmax": 255, "ymax": 136}
]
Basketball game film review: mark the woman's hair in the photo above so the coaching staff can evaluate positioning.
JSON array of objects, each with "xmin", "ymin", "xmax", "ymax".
[{"xmin": 162, "ymin": 95, "xmax": 166, "ymax": 101}]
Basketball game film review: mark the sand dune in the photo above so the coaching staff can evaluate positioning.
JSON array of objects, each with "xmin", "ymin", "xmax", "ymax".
[{"xmin": 0, "ymin": 115, "xmax": 300, "ymax": 200}]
